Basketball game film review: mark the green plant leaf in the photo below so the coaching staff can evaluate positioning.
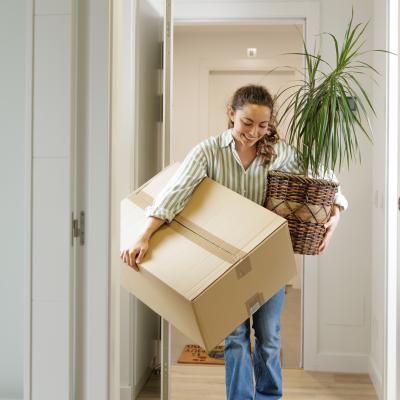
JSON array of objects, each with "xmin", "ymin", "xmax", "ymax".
[{"xmin": 274, "ymin": 9, "xmax": 388, "ymax": 176}]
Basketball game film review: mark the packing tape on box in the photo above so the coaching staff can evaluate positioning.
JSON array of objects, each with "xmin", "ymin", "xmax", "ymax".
[
  {"xmin": 168, "ymin": 220, "xmax": 238, "ymax": 264},
  {"xmin": 245, "ymin": 292, "xmax": 265, "ymax": 316},
  {"xmin": 235, "ymin": 257, "xmax": 252, "ymax": 279},
  {"xmin": 175, "ymin": 214, "xmax": 245, "ymax": 257},
  {"xmin": 129, "ymin": 191, "xmax": 151, "ymax": 210},
  {"xmin": 129, "ymin": 191, "xmax": 249, "ymax": 266}
]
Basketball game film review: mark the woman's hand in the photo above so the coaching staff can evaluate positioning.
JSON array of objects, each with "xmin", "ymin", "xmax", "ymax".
[
  {"xmin": 318, "ymin": 205, "xmax": 341, "ymax": 255},
  {"xmin": 120, "ymin": 234, "xmax": 149, "ymax": 272}
]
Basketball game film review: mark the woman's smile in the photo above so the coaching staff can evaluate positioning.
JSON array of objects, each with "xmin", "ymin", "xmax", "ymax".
[{"xmin": 241, "ymin": 132, "xmax": 258, "ymax": 142}]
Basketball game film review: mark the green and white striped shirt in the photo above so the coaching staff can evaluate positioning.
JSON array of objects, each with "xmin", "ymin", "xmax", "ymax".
[{"xmin": 145, "ymin": 128, "xmax": 348, "ymax": 223}]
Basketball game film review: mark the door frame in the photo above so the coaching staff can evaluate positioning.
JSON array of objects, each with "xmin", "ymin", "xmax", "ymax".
[
  {"xmin": 103, "ymin": 1, "xmax": 323, "ymax": 399},
  {"xmin": 386, "ymin": 0, "xmax": 399, "ymax": 398}
]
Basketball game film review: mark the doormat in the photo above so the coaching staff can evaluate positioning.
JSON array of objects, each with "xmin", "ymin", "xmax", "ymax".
[
  {"xmin": 177, "ymin": 344, "xmax": 283, "ymax": 366},
  {"xmin": 177, "ymin": 344, "xmax": 225, "ymax": 365}
]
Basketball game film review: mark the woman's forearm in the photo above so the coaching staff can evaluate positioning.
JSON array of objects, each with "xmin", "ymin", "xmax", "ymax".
[{"xmin": 139, "ymin": 216, "xmax": 166, "ymax": 240}]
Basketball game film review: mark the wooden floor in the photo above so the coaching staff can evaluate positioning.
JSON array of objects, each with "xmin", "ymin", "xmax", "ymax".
[{"xmin": 137, "ymin": 364, "xmax": 378, "ymax": 399}]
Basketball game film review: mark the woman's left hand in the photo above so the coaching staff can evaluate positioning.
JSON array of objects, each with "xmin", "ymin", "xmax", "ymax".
[{"xmin": 318, "ymin": 205, "xmax": 341, "ymax": 255}]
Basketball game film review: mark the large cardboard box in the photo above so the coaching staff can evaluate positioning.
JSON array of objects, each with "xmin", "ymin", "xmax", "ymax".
[{"xmin": 120, "ymin": 164, "xmax": 297, "ymax": 352}]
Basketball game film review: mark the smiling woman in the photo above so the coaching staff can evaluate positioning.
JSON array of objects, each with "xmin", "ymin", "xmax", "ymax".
[{"xmin": 120, "ymin": 82, "xmax": 348, "ymax": 399}]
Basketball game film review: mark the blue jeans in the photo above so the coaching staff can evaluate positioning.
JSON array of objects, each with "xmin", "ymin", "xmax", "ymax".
[{"xmin": 224, "ymin": 287, "xmax": 285, "ymax": 400}]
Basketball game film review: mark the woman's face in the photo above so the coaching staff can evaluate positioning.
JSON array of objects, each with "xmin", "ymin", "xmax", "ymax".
[{"xmin": 229, "ymin": 103, "xmax": 272, "ymax": 149}]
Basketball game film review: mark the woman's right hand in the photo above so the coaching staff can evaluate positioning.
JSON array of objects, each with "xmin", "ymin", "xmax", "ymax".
[{"xmin": 120, "ymin": 234, "xmax": 149, "ymax": 272}]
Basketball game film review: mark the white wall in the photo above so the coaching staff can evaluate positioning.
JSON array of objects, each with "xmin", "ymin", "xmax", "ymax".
[{"xmin": 0, "ymin": 1, "xmax": 26, "ymax": 398}]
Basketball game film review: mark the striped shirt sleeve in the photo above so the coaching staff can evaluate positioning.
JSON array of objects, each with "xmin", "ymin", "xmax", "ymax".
[
  {"xmin": 144, "ymin": 143, "xmax": 208, "ymax": 223},
  {"xmin": 271, "ymin": 140, "xmax": 349, "ymax": 211}
]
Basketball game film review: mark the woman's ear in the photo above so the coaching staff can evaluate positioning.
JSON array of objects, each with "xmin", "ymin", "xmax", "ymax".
[{"xmin": 227, "ymin": 105, "xmax": 235, "ymax": 123}]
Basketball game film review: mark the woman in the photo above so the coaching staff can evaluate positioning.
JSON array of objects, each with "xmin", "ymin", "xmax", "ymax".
[{"xmin": 120, "ymin": 84, "xmax": 348, "ymax": 399}]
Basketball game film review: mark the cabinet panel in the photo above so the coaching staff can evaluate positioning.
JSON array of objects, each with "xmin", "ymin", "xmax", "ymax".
[
  {"xmin": 32, "ymin": 158, "xmax": 70, "ymax": 301},
  {"xmin": 32, "ymin": 300, "xmax": 69, "ymax": 400},
  {"xmin": 33, "ymin": 15, "xmax": 71, "ymax": 158},
  {"xmin": 35, "ymin": 0, "xmax": 71, "ymax": 15}
]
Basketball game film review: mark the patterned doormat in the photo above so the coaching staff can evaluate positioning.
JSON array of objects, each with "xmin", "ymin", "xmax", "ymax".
[
  {"xmin": 177, "ymin": 344, "xmax": 225, "ymax": 365},
  {"xmin": 177, "ymin": 343, "xmax": 283, "ymax": 366}
]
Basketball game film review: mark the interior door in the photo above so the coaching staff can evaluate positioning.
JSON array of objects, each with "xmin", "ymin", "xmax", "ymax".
[{"xmin": 31, "ymin": 3, "xmax": 76, "ymax": 400}]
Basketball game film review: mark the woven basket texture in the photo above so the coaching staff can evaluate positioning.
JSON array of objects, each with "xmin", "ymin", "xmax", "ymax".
[{"xmin": 265, "ymin": 171, "xmax": 338, "ymax": 255}]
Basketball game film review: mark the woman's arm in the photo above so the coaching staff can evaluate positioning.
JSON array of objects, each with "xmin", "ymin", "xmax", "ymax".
[
  {"xmin": 121, "ymin": 143, "xmax": 209, "ymax": 271},
  {"xmin": 121, "ymin": 216, "xmax": 165, "ymax": 271},
  {"xmin": 270, "ymin": 140, "xmax": 347, "ymax": 254},
  {"xmin": 319, "ymin": 204, "xmax": 341, "ymax": 254},
  {"xmin": 145, "ymin": 143, "xmax": 208, "ymax": 222}
]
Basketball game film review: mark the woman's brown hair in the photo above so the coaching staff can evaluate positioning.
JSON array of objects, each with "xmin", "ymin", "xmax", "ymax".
[{"xmin": 227, "ymin": 84, "xmax": 280, "ymax": 167}]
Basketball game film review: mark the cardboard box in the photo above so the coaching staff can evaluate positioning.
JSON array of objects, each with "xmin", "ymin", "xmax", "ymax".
[{"xmin": 120, "ymin": 164, "xmax": 297, "ymax": 352}]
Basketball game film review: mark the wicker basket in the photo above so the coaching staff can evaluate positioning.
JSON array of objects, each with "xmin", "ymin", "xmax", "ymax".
[{"xmin": 264, "ymin": 171, "xmax": 338, "ymax": 255}]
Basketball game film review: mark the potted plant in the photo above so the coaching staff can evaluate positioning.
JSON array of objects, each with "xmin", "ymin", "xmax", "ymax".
[{"xmin": 265, "ymin": 11, "xmax": 384, "ymax": 255}]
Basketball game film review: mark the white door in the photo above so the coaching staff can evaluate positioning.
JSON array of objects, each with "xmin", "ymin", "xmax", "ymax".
[{"xmin": 31, "ymin": 2, "xmax": 77, "ymax": 400}]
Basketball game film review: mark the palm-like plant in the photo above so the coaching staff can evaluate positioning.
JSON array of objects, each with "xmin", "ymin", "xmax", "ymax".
[
  {"xmin": 276, "ymin": 10, "xmax": 381, "ymax": 178},
  {"xmin": 264, "ymin": 11, "xmax": 388, "ymax": 255}
]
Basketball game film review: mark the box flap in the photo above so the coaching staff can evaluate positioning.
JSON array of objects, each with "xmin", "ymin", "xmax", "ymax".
[
  {"xmin": 121, "ymin": 198, "xmax": 233, "ymax": 300},
  {"xmin": 177, "ymin": 178, "xmax": 286, "ymax": 254},
  {"xmin": 132, "ymin": 162, "xmax": 287, "ymax": 259},
  {"xmin": 122, "ymin": 162, "xmax": 289, "ymax": 301}
]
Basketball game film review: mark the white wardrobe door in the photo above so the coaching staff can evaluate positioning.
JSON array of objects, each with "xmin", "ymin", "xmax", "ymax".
[{"xmin": 31, "ymin": 5, "xmax": 74, "ymax": 400}]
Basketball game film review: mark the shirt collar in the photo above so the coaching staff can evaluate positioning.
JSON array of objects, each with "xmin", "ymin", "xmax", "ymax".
[
  {"xmin": 221, "ymin": 128, "xmax": 264, "ymax": 169},
  {"xmin": 221, "ymin": 128, "xmax": 235, "ymax": 148}
]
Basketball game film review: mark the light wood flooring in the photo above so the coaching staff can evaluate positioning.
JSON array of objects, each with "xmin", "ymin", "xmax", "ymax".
[
  {"xmin": 137, "ymin": 287, "xmax": 377, "ymax": 399},
  {"xmin": 137, "ymin": 365, "xmax": 378, "ymax": 399}
]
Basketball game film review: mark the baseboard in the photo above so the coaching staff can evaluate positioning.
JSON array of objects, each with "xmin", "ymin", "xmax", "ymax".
[
  {"xmin": 308, "ymin": 352, "xmax": 370, "ymax": 373},
  {"xmin": 120, "ymin": 385, "xmax": 134, "ymax": 400},
  {"xmin": 120, "ymin": 367, "xmax": 155, "ymax": 399},
  {"xmin": 368, "ymin": 355, "xmax": 383, "ymax": 400},
  {"xmin": 133, "ymin": 366, "xmax": 154, "ymax": 398}
]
